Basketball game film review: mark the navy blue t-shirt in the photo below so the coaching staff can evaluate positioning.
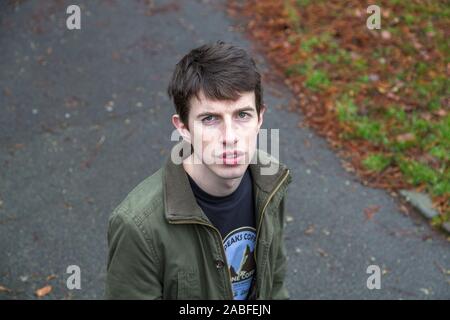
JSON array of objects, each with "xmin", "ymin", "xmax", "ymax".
[{"xmin": 187, "ymin": 169, "xmax": 256, "ymax": 300}]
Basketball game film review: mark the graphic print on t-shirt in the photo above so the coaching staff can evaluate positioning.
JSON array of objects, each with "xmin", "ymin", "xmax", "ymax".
[{"xmin": 223, "ymin": 226, "xmax": 256, "ymax": 300}]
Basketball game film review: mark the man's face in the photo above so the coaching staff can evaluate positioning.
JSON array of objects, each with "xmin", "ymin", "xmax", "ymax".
[{"xmin": 184, "ymin": 90, "xmax": 264, "ymax": 180}]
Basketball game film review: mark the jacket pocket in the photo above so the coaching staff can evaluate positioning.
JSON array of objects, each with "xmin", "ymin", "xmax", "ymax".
[{"xmin": 177, "ymin": 268, "xmax": 201, "ymax": 300}]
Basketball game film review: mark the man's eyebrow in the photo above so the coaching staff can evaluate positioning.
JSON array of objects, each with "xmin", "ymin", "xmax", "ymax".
[{"xmin": 196, "ymin": 106, "xmax": 256, "ymax": 118}]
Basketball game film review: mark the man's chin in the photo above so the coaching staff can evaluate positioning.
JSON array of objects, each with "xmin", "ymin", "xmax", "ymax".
[{"xmin": 210, "ymin": 163, "xmax": 248, "ymax": 180}]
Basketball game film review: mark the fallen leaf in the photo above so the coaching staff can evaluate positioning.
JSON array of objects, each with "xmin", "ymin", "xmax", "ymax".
[
  {"xmin": 0, "ymin": 285, "xmax": 12, "ymax": 293},
  {"xmin": 65, "ymin": 96, "xmax": 80, "ymax": 109},
  {"xmin": 419, "ymin": 288, "xmax": 430, "ymax": 295},
  {"xmin": 396, "ymin": 133, "xmax": 415, "ymax": 143},
  {"xmin": 399, "ymin": 204, "xmax": 410, "ymax": 215},
  {"xmin": 316, "ymin": 248, "xmax": 328, "ymax": 257},
  {"xmin": 35, "ymin": 285, "xmax": 52, "ymax": 298},
  {"xmin": 420, "ymin": 112, "xmax": 432, "ymax": 121},
  {"xmin": 85, "ymin": 197, "xmax": 94, "ymax": 204},
  {"xmin": 354, "ymin": 9, "xmax": 362, "ymax": 17},
  {"xmin": 14, "ymin": 143, "xmax": 25, "ymax": 150},
  {"xmin": 364, "ymin": 205, "xmax": 381, "ymax": 220},
  {"xmin": 368, "ymin": 74, "xmax": 379, "ymax": 82},
  {"xmin": 434, "ymin": 109, "xmax": 447, "ymax": 117},
  {"xmin": 63, "ymin": 202, "xmax": 73, "ymax": 210},
  {"xmin": 46, "ymin": 274, "xmax": 57, "ymax": 281},
  {"xmin": 303, "ymin": 139, "xmax": 311, "ymax": 148},
  {"xmin": 381, "ymin": 30, "xmax": 391, "ymax": 40},
  {"xmin": 434, "ymin": 261, "xmax": 450, "ymax": 275},
  {"xmin": 112, "ymin": 51, "xmax": 120, "ymax": 60},
  {"xmin": 304, "ymin": 225, "xmax": 315, "ymax": 235}
]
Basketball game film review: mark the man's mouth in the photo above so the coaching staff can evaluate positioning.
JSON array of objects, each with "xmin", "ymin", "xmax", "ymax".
[{"xmin": 219, "ymin": 151, "xmax": 244, "ymax": 165}]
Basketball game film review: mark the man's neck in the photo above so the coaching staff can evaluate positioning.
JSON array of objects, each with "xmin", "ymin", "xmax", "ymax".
[{"xmin": 182, "ymin": 154, "xmax": 244, "ymax": 197}]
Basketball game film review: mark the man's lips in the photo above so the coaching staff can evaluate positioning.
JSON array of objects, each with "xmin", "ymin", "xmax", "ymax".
[
  {"xmin": 217, "ymin": 151, "xmax": 244, "ymax": 165},
  {"xmin": 219, "ymin": 151, "xmax": 245, "ymax": 159}
]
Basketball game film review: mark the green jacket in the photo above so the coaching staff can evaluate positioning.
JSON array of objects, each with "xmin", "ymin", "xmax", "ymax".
[{"xmin": 105, "ymin": 142, "xmax": 292, "ymax": 300}]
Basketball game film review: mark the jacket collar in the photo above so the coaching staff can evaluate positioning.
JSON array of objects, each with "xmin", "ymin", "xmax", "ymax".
[{"xmin": 163, "ymin": 140, "xmax": 291, "ymax": 222}]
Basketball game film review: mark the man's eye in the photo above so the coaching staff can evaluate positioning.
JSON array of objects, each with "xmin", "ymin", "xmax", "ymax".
[
  {"xmin": 238, "ymin": 112, "xmax": 250, "ymax": 119},
  {"xmin": 202, "ymin": 115, "xmax": 216, "ymax": 123}
]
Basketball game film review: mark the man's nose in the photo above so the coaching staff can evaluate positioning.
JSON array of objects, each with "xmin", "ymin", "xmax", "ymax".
[{"xmin": 221, "ymin": 120, "xmax": 238, "ymax": 147}]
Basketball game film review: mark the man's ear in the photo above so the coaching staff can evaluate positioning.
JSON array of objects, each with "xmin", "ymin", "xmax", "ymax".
[
  {"xmin": 172, "ymin": 114, "xmax": 191, "ymax": 144},
  {"xmin": 257, "ymin": 104, "xmax": 266, "ymax": 132}
]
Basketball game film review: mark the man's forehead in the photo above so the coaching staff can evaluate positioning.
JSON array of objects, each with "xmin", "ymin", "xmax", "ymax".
[{"xmin": 190, "ymin": 91, "xmax": 255, "ymax": 111}]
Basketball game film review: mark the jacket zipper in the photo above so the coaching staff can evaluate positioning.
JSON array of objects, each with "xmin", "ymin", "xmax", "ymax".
[
  {"xmin": 169, "ymin": 220, "xmax": 234, "ymax": 299},
  {"xmin": 253, "ymin": 168, "xmax": 290, "ymax": 298}
]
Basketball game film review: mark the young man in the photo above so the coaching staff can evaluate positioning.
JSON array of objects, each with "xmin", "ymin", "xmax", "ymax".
[{"xmin": 106, "ymin": 41, "xmax": 292, "ymax": 300}]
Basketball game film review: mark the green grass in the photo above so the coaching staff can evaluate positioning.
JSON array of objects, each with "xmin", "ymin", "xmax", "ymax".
[
  {"xmin": 336, "ymin": 96, "xmax": 449, "ymax": 199},
  {"xmin": 397, "ymin": 158, "xmax": 438, "ymax": 185},
  {"xmin": 428, "ymin": 145, "xmax": 448, "ymax": 162},
  {"xmin": 386, "ymin": 106, "xmax": 407, "ymax": 122},
  {"xmin": 357, "ymin": 75, "xmax": 370, "ymax": 83},
  {"xmin": 432, "ymin": 179, "xmax": 450, "ymax": 197},
  {"xmin": 317, "ymin": 48, "xmax": 352, "ymax": 65},
  {"xmin": 351, "ymin": 58, "xmax": 369, "ymax": 72},
  {"xmin": 336, "ymin": 96, "xmax": 358, "ymax": 122},
  {"xmin": 295, "ymin": 0, "xmax": 310, "ymax": 6},
  {"xmin": 404, "ymin": 14, "xmax": 415, "ymax": 25},
  {"xmin": 354, "ymin": 117, "xmax": 385, "ymax": 143},
  {"xmin": 300, "ymin": 32, "xmax": 333, "ymax": 52},
  {"xmin": 305, "ymin": 70, "xmax": 330, "ymax": 91},
  {"xmin": 363, "ymin": 153, "xmax": 392, "ymax": 172},
  {"xmin": 300, "ymin": 37, "xmax": 321, "ymax": 52},
  {"xmin": 284, "ymin": 62, "xmax": 309, "ymax": 77}
]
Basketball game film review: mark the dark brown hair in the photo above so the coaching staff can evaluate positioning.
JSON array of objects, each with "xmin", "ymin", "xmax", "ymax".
[{"xmin": 167, "ymin": 41, "xmax": 264, "ymax": 128}]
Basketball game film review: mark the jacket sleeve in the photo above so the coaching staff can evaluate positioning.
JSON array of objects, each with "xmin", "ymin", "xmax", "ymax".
[
  {"xmin": 105, "ymin": 207, "xmax": 162, "ymax": 299},
  {"xmin": 271, "ymin": 195, "xmax": 290, "ymax": 300}
]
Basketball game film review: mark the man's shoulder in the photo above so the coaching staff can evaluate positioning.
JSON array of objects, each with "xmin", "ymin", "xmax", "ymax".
[
  {"xmin": 110, "ymin": 167, "xmax": 165, "ymax": 227},
  {"xmin": 253, "ymin": 149, "xmax": 292, "ymax": 190}
]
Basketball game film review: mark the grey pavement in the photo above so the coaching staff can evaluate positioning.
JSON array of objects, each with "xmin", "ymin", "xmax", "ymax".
[{"xmin": 0, "ymin": 0, "xmax": 448, "ymax": 299}]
